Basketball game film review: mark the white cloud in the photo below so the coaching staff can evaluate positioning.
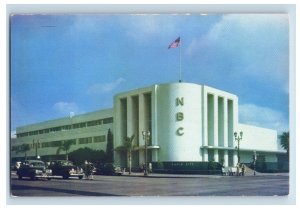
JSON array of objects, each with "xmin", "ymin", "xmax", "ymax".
[
  {"xmin": 87, "ymin": 77, "xmax": 126, "ymax": 95},
  {"xmin": 124, "ymin": 15, "xmax": 177, "ymax": 42},
  {"xmin": 53, "ymin": 102, "xmax": 80, "ymax": 116},
  {"xmin": 67, "ymin": 15, "xmax": 104, "ymax": 35},
  {"xmin": 187, "ymin": 14, "xmax": 289, "ymax": 93},
  {"xmin": 239, "ymin": 103, "xmax": 288, "ymax": 134}
]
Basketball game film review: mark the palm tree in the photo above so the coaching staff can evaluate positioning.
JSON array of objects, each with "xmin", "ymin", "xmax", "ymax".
[
  {"xmin": 56, "ymin": 140, "xmax": 74, "ymax": 160},
  {"xmin": 115, "ymin": 134, "xmax": 135, "ymax": 174},
  {"xmin": 16, "ymin": 143, "xmax": 30, "ymax": 160},
  {"xmin": 279, "ymin": 132, "xmax": 289, "ymax": 156}
]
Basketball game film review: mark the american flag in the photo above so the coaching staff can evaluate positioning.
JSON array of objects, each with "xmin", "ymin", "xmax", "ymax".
[{"xmin": 168, "ymin": 37, "xmax": 180, "ymax": 49}]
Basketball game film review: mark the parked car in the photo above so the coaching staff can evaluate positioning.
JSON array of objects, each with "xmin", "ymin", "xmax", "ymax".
[
  {"xmin": 96, "ymin": 163, "xmax": 123, "ymax": 175},
  {"xmin": 17, "ymin": 160, "xmax": 52, "ymax": 180},
  {"xmin": 94, "ymin": 162, "xmax": 104, "ymax": 175},
  {"xmin": 48, "ymin": 160, "xmax": 84, "ymax": 179}
]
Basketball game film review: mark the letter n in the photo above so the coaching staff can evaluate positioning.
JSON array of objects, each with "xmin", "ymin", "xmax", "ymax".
[{"xmin": 176, "ymin": 97, "xmax": 184, "ymax": 106}]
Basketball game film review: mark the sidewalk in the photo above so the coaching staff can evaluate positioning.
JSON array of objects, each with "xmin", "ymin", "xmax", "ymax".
[
  {"xmin": 121, "ymin": 171, "xmax": 289, "ymax": 178},
  {"xmin": 121, "ymin": 172, "xmax": 222, "ymax": 178}
]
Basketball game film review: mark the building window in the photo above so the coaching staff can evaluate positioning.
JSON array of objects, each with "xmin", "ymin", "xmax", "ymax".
[
  {"xmin": 73, "ymin": 123, "xmax": 80, "ymax": 129},
  {"xmin": 80, "ymin": 122, "xmax": 86, "ymax": 128},
  {"xmin": 87, "ymin": 121, "xmax": 95, "ymax": 126},
  {"xmin": 53, "ymin": 127, "xmax": 61, "ymax": 132},
  {"xmin": 15, "ymin": 116, "xmax": 113, "ymax": 138},
  {"xmin": 94, "ymin": 135, "xmax": 106, "ymax": 143},
  {"xmin": 42, "ymin": 142, "xmax": 50, "ymax": 148},
  {"xmin": 50, "ymin": 140, "xmax": 62, "ymax": 147},
  {"xmin": 103, "ymin": 117, "xmax": 113, "ymax": 124},
  {"xmin": 17, "ymin": 132, "xmax": 29, "ymax": 138},
  {"xmin": 87, "ymin": 120, "xmax": 102, "ymax": 127},
  {"xmin": 62, "ymin": 125, "xmax": 71, "ymax": 131},
  {"xmin": 78, "ymin": 137, "xmax": 93, "ymax": 144}
]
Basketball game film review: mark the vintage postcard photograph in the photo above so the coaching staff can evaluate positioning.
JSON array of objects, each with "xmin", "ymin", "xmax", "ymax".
[{"xmin": 10, "ymin": 13, "xmax": 289, "ymax": 198}]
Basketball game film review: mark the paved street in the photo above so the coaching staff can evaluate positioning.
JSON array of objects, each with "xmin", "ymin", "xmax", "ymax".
[{"xmin": 10, "ymin": 172, "xmax": 289, "ymax": 197}]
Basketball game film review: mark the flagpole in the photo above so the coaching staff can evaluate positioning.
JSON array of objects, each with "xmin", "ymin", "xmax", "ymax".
[
  {"xmin": 179, "ymin": 38, "xmax": 182, "ymax": 82},
  {"xmin": 168, "ymin": 37, "xmax": 182, "ymax": 82}
]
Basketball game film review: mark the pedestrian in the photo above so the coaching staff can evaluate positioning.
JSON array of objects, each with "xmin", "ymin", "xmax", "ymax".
[
  {"xmin": 143, "ymin": 163, "xmax": 148, "ymax": 175},
  {"xmin": 236, "ymin": 163, "xmax": 240, "ymax": 176},
  {"xmin": 242, "ymin": 164, "xmax": 245, "ymax": 176},
  {"xmin": 88, "ymin": 162, "xmax": 94, "ymax": 180},
  {"xmin": 83, "ymin": 160, "xmax": 93, "ymax": 180},
  {"xmin": 149, "ymin": 162, "xmax": 152, "ymax": 173}
]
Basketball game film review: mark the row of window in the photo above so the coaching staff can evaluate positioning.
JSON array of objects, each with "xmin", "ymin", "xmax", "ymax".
[
  {"xmin": 11, "ymin": 135, "xmax": 106, "ymax": 151},
  {"xmin": 77, "ymin": 136, "xmax": 106, "ymax": 144},
  {"xmin": 16, "ymin": 117, "xmax": 113, "ymax": 138}
]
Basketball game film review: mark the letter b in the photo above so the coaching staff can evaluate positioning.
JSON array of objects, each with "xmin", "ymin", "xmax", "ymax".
[{"xmin": 176, "ymin": 112, "xmax": 184, "ymax": 121}]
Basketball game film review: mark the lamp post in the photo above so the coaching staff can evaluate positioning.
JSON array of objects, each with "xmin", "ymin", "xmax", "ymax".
[
  {"xmin": 142, "ymin": 130, "xmax": 150, "ymax": 176},
  {"xmin": 234, "ymin": 131, "xmax": 243, "ymax": 164},
  {"xmin": 33, "ymin": 139, "xmax": 40, "ymax": 159}
]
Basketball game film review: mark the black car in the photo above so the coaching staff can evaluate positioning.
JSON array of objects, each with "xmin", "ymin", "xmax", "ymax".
[
  {"xmin": 48, "ymin": 160, "xmax": 84, "ymax": 179},
  {"xmin": 96, "ymin": 163, "xmax": 123, "ymax": 175},
  {"xmin": 17, "ymin": 160, "xmax": 52, "ymax": 180}
]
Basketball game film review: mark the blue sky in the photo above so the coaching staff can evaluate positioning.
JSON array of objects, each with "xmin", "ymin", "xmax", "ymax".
[{"xmin": 11, "ymin": 14, "xmax": 289, "ymax": 134}]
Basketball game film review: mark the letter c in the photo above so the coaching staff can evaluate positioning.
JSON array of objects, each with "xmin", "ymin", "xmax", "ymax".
[{"xmin": 176, "ymin": 127, "xmax": 184, "ymax": 136}]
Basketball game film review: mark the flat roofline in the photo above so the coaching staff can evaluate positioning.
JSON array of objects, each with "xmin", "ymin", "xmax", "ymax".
[
  {"xmin": 114, "ymin": 81, "xmax": 238, "ymax": 99},
  {"xmin": 16, "ymin": 108, "xmax": 113, "ymax": 132},
  {"xmin": 238, "ymin": 123, "xmax": 278, "ymax": 133}
]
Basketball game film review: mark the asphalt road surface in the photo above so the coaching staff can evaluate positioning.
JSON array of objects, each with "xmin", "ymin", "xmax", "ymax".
[{"xmin": 10, "ymin": 173, "xmax": 289, "ymax": 197}]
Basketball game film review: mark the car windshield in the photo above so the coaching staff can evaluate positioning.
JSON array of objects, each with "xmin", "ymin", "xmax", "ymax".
[{"xmin": 30, "ymin": 162, "xmax": 44, "ymax": 167}]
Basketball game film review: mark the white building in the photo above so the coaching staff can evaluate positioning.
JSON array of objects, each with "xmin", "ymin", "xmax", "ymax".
[
  {"xmin": 12, "ymin": 109, "xmax": 114, "ymax": 161},
  {"xmin": 113, "ymin": 82, "xmax": 284, "ymax": 168},
  {"xmin": 12, "ymin": 82, "xmax": 285, "ymax": 171}
]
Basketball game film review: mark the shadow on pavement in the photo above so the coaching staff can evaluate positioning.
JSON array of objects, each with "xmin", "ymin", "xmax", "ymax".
[{"xmin": 11, "ymin": 184, "xmax": 125, "ymax": 196}]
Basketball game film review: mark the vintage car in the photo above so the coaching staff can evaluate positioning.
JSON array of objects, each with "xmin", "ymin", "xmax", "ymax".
[
  {"xmin": 16, "ymin": 160, "xmax": 52, "ymax": 180},
  {"xmin": 96, "ymin": 163, "xmax": 123, "ymax": 176},
  {"xmin": 48, "ymin": 160, "xmax": 84, "ymax": 179}
]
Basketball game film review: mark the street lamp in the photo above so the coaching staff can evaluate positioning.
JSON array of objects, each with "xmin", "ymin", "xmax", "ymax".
[
  {"xmin": 33, "ymin": 139, "xmax": 40, "ymax": 159},
  {"xmin": 234, "ymin": 131, "xmax": 243, "ymax": 164},
  {"xmin": 142, "ymin": 130, "xmax": 150, "ymax": 176}
]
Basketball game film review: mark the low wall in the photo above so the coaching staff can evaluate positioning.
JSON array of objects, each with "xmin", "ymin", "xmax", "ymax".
[
  {"xmin": 244, "ymin": 162, "xmax": 289, "ymax": 173},
  {"xmin": 152, "ymin": 161, "xmax": 222, "ymax": 174}
]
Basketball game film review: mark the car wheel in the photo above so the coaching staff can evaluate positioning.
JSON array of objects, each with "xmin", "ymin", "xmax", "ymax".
[
  {"xmin": 62, "ymin": 174, "xmax": 69, "ymax": 179},
  {"xmin": 30, "ymin": 174, "xmax": 35, "ymax": 180},
  {"xmin": 47, "ymin": 178, "xmax": 51, "ymax": 180},
  {"xmin": 78, "ymin": 176, "xmax": 83, "ymax": 180},
  {"xmin": 18, "ymin": 175, "xmax": 22, "ymax": 180}
]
